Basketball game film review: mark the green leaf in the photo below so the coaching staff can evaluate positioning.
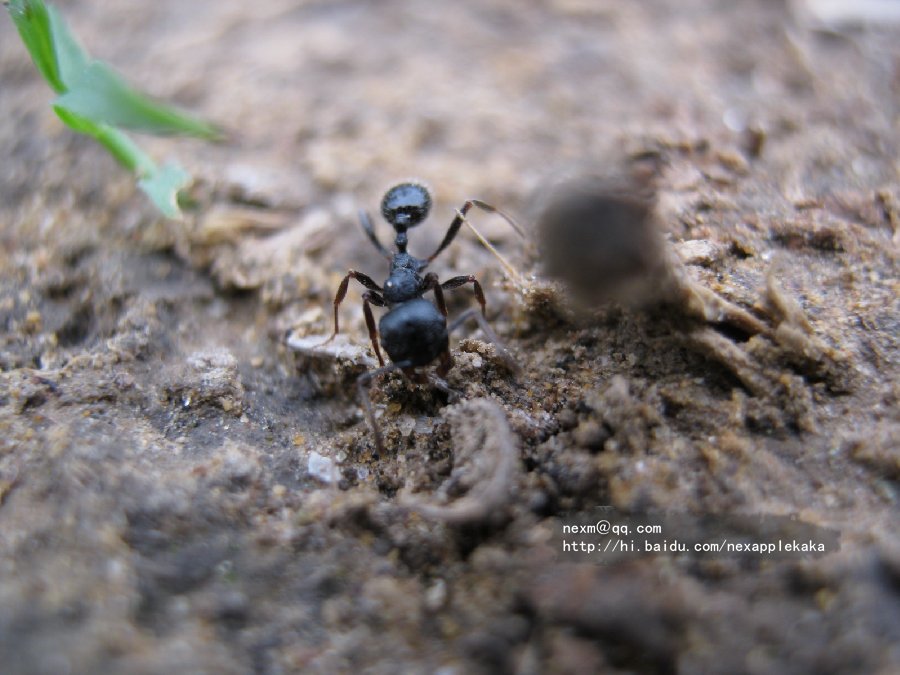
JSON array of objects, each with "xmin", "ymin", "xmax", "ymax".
[
  {"xmin": 138, "ymin": 163, "xmax": 191, "ymax": 219},
  {"xmin": 8, "ymin": 0, "xmax": 64, "ymax": 92},
  {"xmin": 53, "ymin": 105, "xmax": 157, "ymax": 176},
  {"xmin": 55, "ymin": 62, "xmax": 221, "ymax": 139},
  {"xmin": 6, "ymin": 0, "xmax": 216, "ymax": 218},
  {"xmin": 54, "ymin": 106, "xmax": 190, "ymax": 217},
  {"xmin": 45, "ymin": 3, "xmax": 90, "ymax": 88}
]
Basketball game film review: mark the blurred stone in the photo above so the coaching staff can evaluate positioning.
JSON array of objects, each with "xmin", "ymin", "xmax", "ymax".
[{"xmin": 534, "ymin": 171, "xmax": 668, "ymax": 309}]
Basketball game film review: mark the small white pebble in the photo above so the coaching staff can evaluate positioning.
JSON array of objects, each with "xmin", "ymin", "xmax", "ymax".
[
  {"xmin": 414, "ymin": 417, "xmax": 434, "ymax": 434},
  {"xmin": 723, "ymin": 107, "xmax": 746, "ymax": 132},
  {"xmin": 674, "ymin": 239, "xmax": 722, "ymax": 266},
  {"xmin": 398, "ymin": 415, "xmax": 416, "ymax": 437},
  {"xmin": 425, "ymin": 579, "xmax": 448, "ymax": 611},
  {"xmin": 308, "ymin": 451, "xmax": 338, "ymax": 484}
]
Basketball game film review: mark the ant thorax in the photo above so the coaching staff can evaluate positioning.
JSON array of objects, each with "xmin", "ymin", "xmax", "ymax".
[
  {"xmin": 390, "ymin": 251, "xmax": 424, "ymax": 271},
  {"xmin": 383, "ymin": 264, "xmax": 423, "ymax": 304}
]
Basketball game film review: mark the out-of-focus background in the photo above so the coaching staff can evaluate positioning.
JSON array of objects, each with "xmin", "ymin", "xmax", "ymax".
[{"xmin": 1, "ymin": 1, "xmax": 898, "ymax": 673}]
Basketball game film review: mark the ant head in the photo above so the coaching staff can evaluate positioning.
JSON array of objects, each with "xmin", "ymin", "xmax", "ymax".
[{"xmin": 381, "ymin": 182, "xmax": 431, "ymax": 231}]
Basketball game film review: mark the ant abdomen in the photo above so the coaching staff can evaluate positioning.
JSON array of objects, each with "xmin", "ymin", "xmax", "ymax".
[{"xmin": 379, "ymin": 298, "xmax": 448, "ymax": 367}]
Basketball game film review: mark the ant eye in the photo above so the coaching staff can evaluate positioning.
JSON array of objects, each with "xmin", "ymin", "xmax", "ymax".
[{"xmin": 381, "ymin": 182, "xmax": 431, "ymax": 230}]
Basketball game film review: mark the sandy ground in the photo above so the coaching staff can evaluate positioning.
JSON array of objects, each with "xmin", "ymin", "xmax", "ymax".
[{"xmin": 1, "ymin": 1, "xmax": 898, "ymax": 673}]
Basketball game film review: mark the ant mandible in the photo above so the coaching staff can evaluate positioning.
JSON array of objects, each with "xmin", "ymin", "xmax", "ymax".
[{"xmin": 322, "ymin": 182, "xmax": 519, "ymax": 452}]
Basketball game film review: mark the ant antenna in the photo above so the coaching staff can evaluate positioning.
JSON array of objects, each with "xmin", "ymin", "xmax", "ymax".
[{"xmin": 457, "ymin": 211, "xmax": 528, "ymax": 287}]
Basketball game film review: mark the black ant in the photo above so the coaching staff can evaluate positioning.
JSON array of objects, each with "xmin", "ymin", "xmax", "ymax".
[{"xmin": 322, "ymin": 182, "xmax": 520, "ymax": 452}]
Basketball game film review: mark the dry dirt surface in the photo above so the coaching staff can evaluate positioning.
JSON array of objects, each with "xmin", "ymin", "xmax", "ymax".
[{"xmin": 1, "ymin": 1, "xmax": 899, "ymax": 673}]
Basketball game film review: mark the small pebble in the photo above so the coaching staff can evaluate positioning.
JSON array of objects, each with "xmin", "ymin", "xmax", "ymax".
[
  {"xmin": 308, "ymin": 451, "xmax": 338, "ymax": 484},
  {"xmin": 425, "ymin": 579, "xmax": 448, "ymax": 611}
]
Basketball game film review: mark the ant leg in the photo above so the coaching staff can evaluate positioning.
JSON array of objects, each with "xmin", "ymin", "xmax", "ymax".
[
  {"xmin": 441, "ymin": 275, "xmax": 486, "ymax": 317},
  {"xmin": 359, "ymin": 210, "xmax": 392, "ymax": 261},
  {"xmin": 433, "ymin": 351, "xmax": 464, "ymax": 400},
  {"xmin": 427, "ymin": 199, "xmax": 525, "ymax": 263},
  {"xmin": 427, "ymin": 202, "xmax": 473, "ymax": 263},
  {"xmin": 429, "ymin": 372, "xmax": 461, "ymax": 401},
  {"xmin": 449, "ymin": 309, "xmax": 520, "ymax": 375},
  {"xmin": 436, "ymin": 348, "xmax": 454, "ymax": 378},
  {"xmin": 400, "ymin": 352, "xmax": 461, "ymax": 399},
  {"xmin": 423, "ymin": 273, "xmax": 449, "ymax": 317},
  {"xmin": 467, "ymin": 199, "xmax": 527, "ymax": 238},
  {"xmin": 323, "ymin": 270, "xmax": 382, "ymax": 344},
  {"xmin": 362, "ymin": 291, "xmax": 386, "ymax": 367},
  {"xmin": 398, "ymin": 351, "xmax": 460, "ymax": 403},
  {"xmin": 358, "ymin": 360, "xmax": 412, "ymax": 453}
]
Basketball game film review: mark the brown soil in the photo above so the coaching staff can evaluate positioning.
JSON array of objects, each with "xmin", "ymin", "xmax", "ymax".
[{"xmin": 1, "ymin": 1, "xmax": 898, "ymax": 673}]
